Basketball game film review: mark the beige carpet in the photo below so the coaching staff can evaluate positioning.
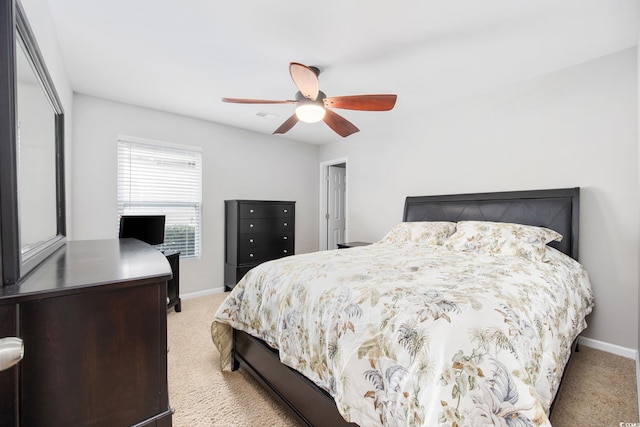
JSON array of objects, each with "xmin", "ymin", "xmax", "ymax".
[{"xmin": 168, "ymin": 292, "xmax": 639, "ymax": 426}]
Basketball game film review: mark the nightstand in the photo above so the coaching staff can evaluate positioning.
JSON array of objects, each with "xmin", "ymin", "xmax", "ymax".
[{"xmin": 337, "ymin": 241, "xmax": 372, "ymax": 249}]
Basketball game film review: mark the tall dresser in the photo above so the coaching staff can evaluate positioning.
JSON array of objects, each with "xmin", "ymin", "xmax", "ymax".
[{"xmin": 224, "ymin": 200, "xmax": 295, "ymax": 291}]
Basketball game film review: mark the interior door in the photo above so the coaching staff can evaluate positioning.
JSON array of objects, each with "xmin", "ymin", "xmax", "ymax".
[{"xmin": 327, "ymin": 165, "xmax": 346, "ymax": 249}]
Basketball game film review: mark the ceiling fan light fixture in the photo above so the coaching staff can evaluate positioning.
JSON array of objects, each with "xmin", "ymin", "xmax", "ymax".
[
  {"xmin": 295, "ymin": 103, "xmax": 325, "ymax": 123},
  {"xmin": 223, "ymin": 63, "xmax": 396, "ymax": 137}
]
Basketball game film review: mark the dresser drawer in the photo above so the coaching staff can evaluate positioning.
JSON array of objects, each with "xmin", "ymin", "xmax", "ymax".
[
  {"xmin": 239, "ymin": 232, "xmax": 292, "ymax": 249},
  {"xmin": 239, "ymin": 244, "xmax": 293, "ymax": 264},
  {"xmin": 240, "ymin": 203, "xmax": 293, "ymax": 219},
  {"xmin": 240, "ymin": 218, "xmax": 293, "ymax": 233}
]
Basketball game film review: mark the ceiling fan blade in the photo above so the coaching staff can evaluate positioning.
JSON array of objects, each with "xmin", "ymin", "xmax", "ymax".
[
  {"xmin": 222, "ymin": 97, "xmax": 296, "ymax": 104},
  {"xmin": 289, "ymin": 62, "xmax": 319, "ymax": 100},
  {"xmin": 323, "ymin": 109, "xmax": 359, "ymax": 137},
  {"xmin": 273, "ymin": 114, "xmax": 299, "ymax": 135},
  {"xmin": 323, "ymin": 94, "xmax": 397, "ymax": 111}
]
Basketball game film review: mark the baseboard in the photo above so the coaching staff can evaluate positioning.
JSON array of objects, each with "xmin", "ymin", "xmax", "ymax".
[
  {"xmin": 637, "ymin": 351, "xmax": 640, "ymax": 422},
  {"xmin": 578, "ymin": 336, "xmax": 637, "ymax": 359},
  {"xmin": 181, "ymin": 287, "xmax": 225, "ymax": 300}
]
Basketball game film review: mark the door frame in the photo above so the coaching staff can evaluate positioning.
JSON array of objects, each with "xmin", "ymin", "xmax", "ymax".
[{"xmin": 319, "ymin": 157, "xmax": 348, "ymax": 251}]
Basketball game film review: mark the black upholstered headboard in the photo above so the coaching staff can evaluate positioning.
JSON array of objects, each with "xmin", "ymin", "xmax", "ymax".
[{"xmin": 403, "ymin": 188, "xmax": 580, "ymax": 260}]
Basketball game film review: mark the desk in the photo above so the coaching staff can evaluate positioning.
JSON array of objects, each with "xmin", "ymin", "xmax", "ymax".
[{"xmin": 163, "ymin": 250, "xmax": 181, "ymax": 312}]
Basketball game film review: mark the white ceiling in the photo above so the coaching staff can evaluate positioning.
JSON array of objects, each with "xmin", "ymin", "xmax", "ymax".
[{"xmin": 45, "ymin": 0, "xmax": 639, "ymax": 145}]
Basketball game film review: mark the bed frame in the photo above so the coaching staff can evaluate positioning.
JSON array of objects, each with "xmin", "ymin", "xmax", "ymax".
[{"xmin": 230, "ymin": 187, "xmax": 580, "ymax": 426}]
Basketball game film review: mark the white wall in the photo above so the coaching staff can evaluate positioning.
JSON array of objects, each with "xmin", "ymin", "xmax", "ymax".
[
  {"xmin": 71, "ymin": 94, "xmax": 319, "ymax": 294},
  {"xmin": 320, "ymin": 48, "xmax": 639, "ymax": 351}
]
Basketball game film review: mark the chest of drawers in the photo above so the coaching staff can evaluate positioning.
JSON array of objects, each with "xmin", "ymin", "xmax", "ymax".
[{"xmin": 224, "ymin": 200, "xmax": 295, "ymax": 291}]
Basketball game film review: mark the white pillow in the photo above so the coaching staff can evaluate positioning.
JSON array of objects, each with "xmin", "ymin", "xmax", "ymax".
[{"xmin": 445, "ymin": 221, "xmax": 562, "ymax": 261}]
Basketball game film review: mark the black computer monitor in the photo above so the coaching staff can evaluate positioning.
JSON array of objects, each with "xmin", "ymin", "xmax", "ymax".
[{"xmin": 118, "ymin": 215, "xmax": 165, "ymax": 245}]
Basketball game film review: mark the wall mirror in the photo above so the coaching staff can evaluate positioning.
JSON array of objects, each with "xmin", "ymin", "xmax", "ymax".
[{"xmin": 0, "ymin": 0, "xmax": 66, "ymax": 285}]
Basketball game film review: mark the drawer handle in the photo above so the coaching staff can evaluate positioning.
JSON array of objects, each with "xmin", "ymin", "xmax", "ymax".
[
  {"xmin": 283, "ymin": 236, "xmax": 287, "ymax": 240},
  {"xmin": 250, "ymin": 224, "xmax": 254, "ymax": 228},
  {"xmin": 249, "ymin": 238, "xmax": 254, "ymax": 243},
  {"xmin": 283, "ymin": 209, "xmax": 288, "ymax": 213},
  {"xmin": 283, "ymin": 249, "xmax": 288, "ymax": 254},
  {"xmin": 283, "ymin": 222, "xmax": 288, "ymax": 226},
  {"xmin": 249, "ymin": 253, "xmax": 254, "ymax": 258},
  {"xmin": 250, "ymin": 209, "xmax": 254, "ymax": 213}
]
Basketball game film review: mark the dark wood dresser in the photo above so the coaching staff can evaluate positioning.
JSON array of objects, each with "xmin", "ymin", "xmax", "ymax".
[
  {"xmin": 0, "ymin": 239, "xmax": 173, "ymax": 427},
  {"xmin": 224, "ymin": 200, "xmax": 295, "ymax": 291}
]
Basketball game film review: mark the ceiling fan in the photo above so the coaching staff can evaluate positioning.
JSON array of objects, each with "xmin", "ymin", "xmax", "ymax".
[{"xmin": 222, "ymin": 62, "xmax": 397, "ymax": 138}]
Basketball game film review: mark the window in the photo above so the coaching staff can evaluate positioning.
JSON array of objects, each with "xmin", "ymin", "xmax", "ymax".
[{"xmin": 117, "ymin": 136, "xmax": 202, "ymax": 258}]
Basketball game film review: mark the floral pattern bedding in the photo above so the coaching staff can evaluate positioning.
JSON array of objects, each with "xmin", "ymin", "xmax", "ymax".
[{"xmin": 211, "ymin": 234, "xmax": 593, "ymax": 427}]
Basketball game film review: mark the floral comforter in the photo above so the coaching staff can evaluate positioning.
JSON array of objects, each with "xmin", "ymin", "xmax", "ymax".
[{"xmin": 211, "ymin": 242, "xmax": 593, "ymax": 426}]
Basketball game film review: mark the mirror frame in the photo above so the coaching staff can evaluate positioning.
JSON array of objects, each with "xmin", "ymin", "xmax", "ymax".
[{"xmin": 0, "ymin": 0, "xmax": 66, "ymax": 285}]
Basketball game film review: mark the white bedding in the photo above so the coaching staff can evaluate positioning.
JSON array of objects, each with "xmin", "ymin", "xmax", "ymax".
[{"xmin": 211, "ymin": 229, "xmax": 593, "ymax": 426}]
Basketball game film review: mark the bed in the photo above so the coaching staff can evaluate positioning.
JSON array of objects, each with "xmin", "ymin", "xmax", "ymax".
[{"xmin": 211, "ymin": 188, "xmax": 594, "ymax": 426}]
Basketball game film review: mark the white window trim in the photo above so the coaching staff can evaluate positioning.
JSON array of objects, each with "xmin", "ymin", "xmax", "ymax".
[{"xmin": 117, "ymin": 134, "xmax": 202, "ymax": 153}]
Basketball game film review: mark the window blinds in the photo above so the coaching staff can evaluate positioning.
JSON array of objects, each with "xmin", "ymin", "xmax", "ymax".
[{"xmin": 117, "ymin": 137, "xmax": 202, "ymax": 258}]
